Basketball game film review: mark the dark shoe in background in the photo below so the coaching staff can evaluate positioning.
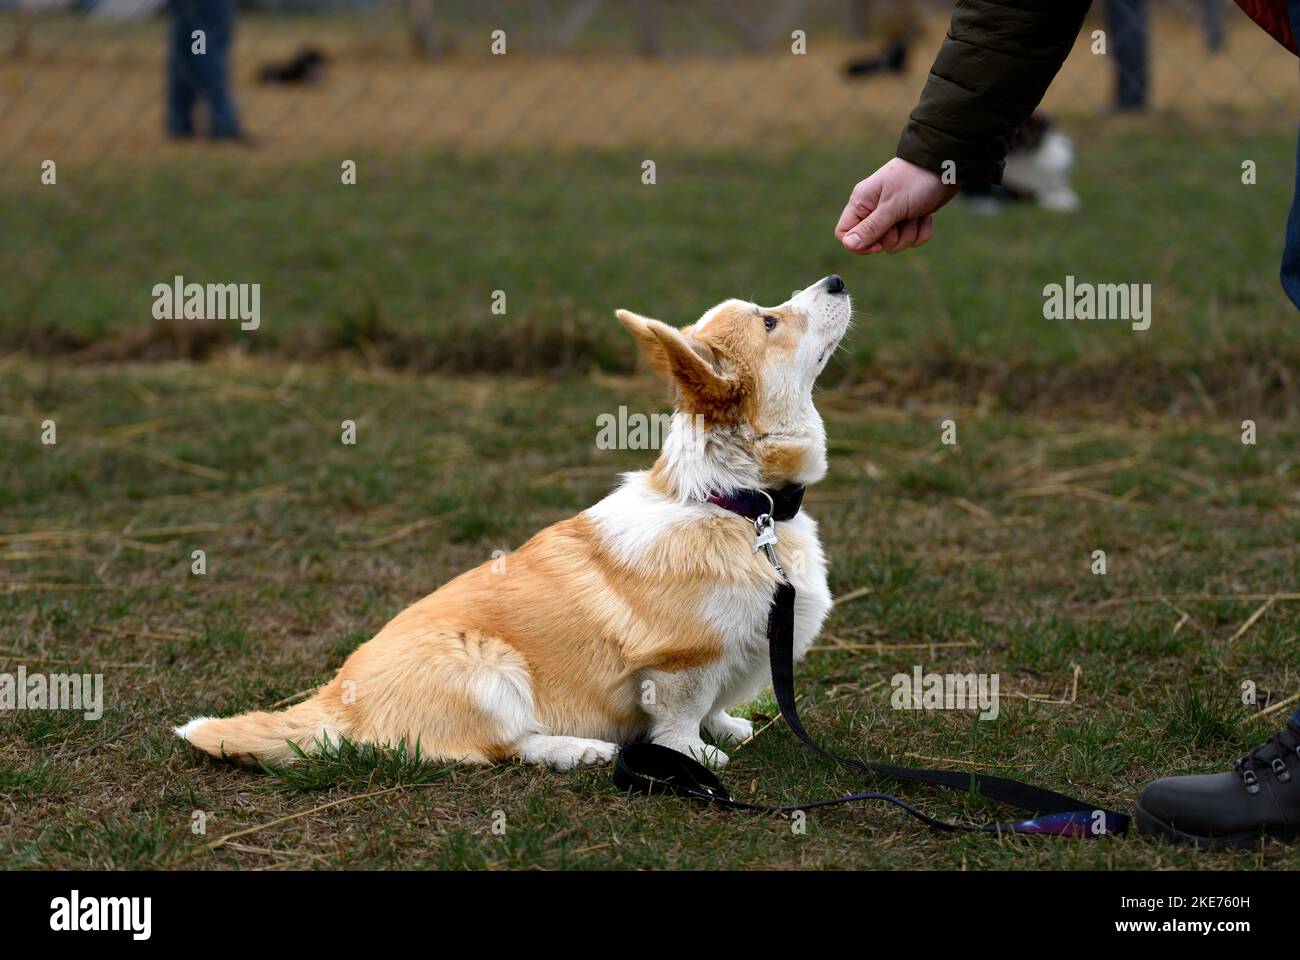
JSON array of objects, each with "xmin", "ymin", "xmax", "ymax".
[
  {"xmin": 211, "ymin": 131, "xmax": 262, "ymax": 148},
  {"xmin": 258, "ymin": 47, "xmax": 328, "ymax": 85},
  {"xmin": 843, "ymin": 41, "xmax": 908, "ymax": 79},
  {"xmin": 1136, "ymin": 708, "xmax": 1300, "ymax": 849}
]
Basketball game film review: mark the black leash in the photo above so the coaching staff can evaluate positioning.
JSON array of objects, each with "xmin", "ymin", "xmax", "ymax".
[{"xmin": 614, "ymin": 484, "xmax": 1129, "ymax": 837}]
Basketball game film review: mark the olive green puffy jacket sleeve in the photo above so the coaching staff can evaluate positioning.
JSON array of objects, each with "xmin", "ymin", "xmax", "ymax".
[{"xmin": 896, "ymin": 0, "xmax": 1093, "ymax": 183}]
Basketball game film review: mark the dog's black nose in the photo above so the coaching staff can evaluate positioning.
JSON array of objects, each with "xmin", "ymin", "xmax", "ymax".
[{"xmin": 824, "ymin": 275, "xmax": 846, "ymax": 295}]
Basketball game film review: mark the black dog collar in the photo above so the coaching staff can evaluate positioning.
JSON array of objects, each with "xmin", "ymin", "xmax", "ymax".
[{"xmin": 704, "ymin": 484, "xmax": 805, "ymax": 522}]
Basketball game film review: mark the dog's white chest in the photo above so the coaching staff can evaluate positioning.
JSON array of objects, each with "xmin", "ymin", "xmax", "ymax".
[{"xmin": 702, "ymin": 513, "xmax": 832, "ymax": 669}]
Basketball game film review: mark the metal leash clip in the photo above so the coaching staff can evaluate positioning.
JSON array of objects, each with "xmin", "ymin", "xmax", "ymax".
[{"xmin": 751, "ymin": 491, "xmax": 785, "ymax": 578}]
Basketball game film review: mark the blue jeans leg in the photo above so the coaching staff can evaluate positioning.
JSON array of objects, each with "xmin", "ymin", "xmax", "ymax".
[
  {"xmin": 165, "ymin": 1, "xmax": 197, "ymax": 136},
  {"xmin": 192, "ymin": 0, "xmax": 240, "ymax": 138},
  {"xmin": 1283, "ymin": 1, "xmax": 1300, "ymax": 309},
  {"xmin": 1105, "ymin": 0, "xmax": 1149, "ymax": 111},
  {"xmin": 166, "ymin": 0, "xmax": 240, "ymax": 138},
  {"xmin": 1284, "ymin": 129, "xmax": 1300, "ymax": 310}
]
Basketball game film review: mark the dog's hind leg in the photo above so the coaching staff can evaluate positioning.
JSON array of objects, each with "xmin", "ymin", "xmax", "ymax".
[
  {"xmin": 314, "ymin": 625, "xmax": 542, "ymax": 766},
  {"xmin": 513, "ymin": 734, "xmax": 617, "ymax": 770}
]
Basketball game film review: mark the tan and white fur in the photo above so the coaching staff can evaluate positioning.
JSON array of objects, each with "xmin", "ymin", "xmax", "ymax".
[{"xmin": 175, "ymin": 276, "xmax": 852, "ymax": 770}]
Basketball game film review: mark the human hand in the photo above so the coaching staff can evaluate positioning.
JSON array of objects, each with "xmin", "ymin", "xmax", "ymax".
[{"xmin": 834, "ymin": 157, "xmax": 959, "ymax": 255}]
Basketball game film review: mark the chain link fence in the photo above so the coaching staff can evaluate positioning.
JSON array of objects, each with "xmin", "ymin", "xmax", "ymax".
[{"xmin": 2, "ymin": 0, "xmax": 1297, "ymax": 408}]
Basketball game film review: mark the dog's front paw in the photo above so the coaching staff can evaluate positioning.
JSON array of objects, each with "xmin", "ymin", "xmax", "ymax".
[
  {"xmin": 704, "ymin": 711, "xmax": 753, "ymax": 746},
  {"xmin": 659, "ymin": 737, "xmax": 729, "ymax": 769}
]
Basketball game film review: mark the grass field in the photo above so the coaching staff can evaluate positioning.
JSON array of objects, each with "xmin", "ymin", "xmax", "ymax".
[
  {"xmin": 1, "ymin": 354, "xmax": 1298, "ymax": 870},
  {"xmin": 3, "ymin": 5, "xmax": 1300, "ymax": 871},
  {"xmin": 5, "ymin": 131, "xmax": 1299, "ymax": 412}
]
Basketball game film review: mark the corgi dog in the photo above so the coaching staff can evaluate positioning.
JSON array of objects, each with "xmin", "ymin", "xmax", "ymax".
[{"xmin": 175, "ymin": 276, "xmax": 851, "ymax": 771}]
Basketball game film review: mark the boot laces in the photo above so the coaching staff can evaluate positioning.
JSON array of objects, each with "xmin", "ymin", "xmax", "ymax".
[{"xmin": 1233, "ymin": 720, "xmax": 1300, "ymax": 793}]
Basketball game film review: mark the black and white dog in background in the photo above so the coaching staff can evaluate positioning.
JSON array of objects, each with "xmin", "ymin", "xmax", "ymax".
[
  {"xmin": 960, "ymin": 114, "xmax": 1080, "ymax": 214},
  {"xmin": 845, "ymin": 46, "xmax": 1079, "ymax": 215}
]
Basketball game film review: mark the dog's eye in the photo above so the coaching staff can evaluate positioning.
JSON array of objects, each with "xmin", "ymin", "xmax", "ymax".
[{"xmin": 762, "ymin": 315, "xmax": 778, "ymax": 332}]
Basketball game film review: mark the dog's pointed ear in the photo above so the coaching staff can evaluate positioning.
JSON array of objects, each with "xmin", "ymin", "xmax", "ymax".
[{"xmin": 616, "ymin": 310, "xmax": 739, "ymax": 409}]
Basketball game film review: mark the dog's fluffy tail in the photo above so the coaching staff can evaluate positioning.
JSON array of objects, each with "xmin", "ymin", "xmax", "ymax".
[{"xmin": 174, "ymin": 687, "xmax": 347, "ymax": 766}]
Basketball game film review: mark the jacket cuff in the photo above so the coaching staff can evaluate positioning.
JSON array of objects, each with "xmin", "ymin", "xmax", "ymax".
[{"xmin": 896, "ymin": 122, "xmax": 1005, "ymax": 185}]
